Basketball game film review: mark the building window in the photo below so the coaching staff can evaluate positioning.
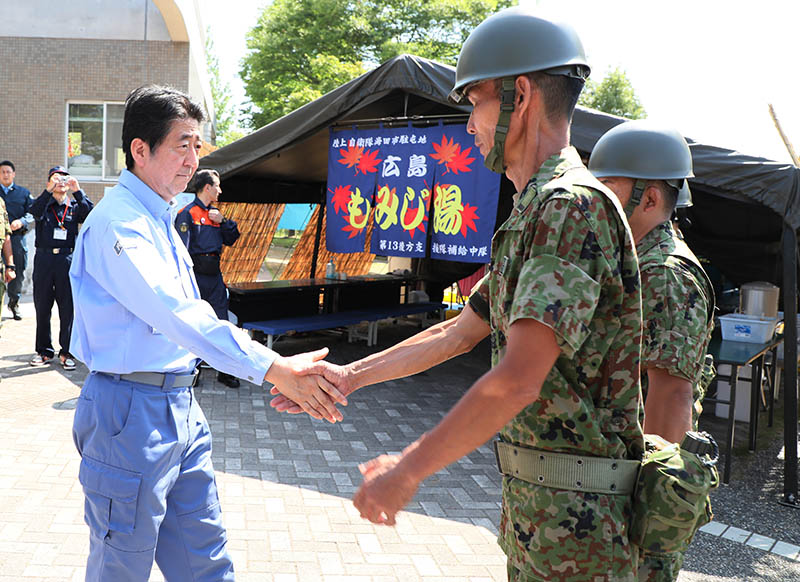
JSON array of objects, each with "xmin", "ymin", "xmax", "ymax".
[{"xmin": 67, "ymin": 102, "xmax": 125, "ymax": 180}]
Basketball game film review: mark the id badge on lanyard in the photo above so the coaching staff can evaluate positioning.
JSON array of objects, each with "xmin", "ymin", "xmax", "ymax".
[{"xmin": 52, "ymin": 204, "xmax": 69, "ymax": 240}]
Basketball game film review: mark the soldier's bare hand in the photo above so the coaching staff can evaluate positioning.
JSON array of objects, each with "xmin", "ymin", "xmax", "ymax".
[
  {"xmin": 353, "ymin": 454, "xmax": 418, "ymax": 526},
  {"xmin": 4, "ymin": 268, "xmax": 15, "ymax": 283},
  {"xmin": 271, "ymin": 359, "xmax": 356, "ymax": 413},
  {"xmin": 297, "ymin": 359, "xmax": 355, "ymax": 396},
  {"xmin": 264, "ymin": 349, "xmax": 348, "ymax": 423}
]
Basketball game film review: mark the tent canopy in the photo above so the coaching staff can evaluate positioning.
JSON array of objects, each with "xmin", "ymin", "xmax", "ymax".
[
  {"xmin": 204, "ymin": 55, "xmax": 468, "ymax": 204},
  {"xmin": 203, "ymin": 54, "xmax": 800, "ymax": 226},
  {"xmin": 202, "ymin": 54, "xmax": 800, "ymax": 289}
]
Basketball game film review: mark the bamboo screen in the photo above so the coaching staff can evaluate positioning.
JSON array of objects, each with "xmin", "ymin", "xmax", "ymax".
[
  {"xmin": 199, "ymin": 143, "xmax": 286, "ymax": 285},
  {"xmin": 217, "ymin": 202, "xmax": 284, "ymax": 284},
  {"xmin": 281, "ymin": 206, "xmax": 376, "ymax": 279}
]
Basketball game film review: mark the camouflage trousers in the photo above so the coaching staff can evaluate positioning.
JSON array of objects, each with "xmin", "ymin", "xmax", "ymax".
[
  {"xmin": 506, "ymin": 554, "xmax": 641, "ymax": 582},
  {"xmin": 636, "ymin": 551, "xmax": 684, "ymax": 582},
  {"xmin": 499, "ymin": 477, "xmax": 638, "ymax": 581}
]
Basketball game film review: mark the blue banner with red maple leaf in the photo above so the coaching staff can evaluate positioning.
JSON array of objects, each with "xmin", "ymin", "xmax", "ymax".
[
  {"xmin": 427, "ymin": 124, "xmax": 499, "ymax": 263},
  {"xmin": 326, "ymin": 124, "xmax": 499, "ymax": 263},
  {"xmin": 325, "ymin": 127, "xmax": 383, "ymax": 253}
]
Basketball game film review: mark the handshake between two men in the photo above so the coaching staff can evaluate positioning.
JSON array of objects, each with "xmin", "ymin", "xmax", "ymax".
[
  {"xmin": 264, "ymin": 347, "xmax": 418, "ymax": 526},
  {"xmin": 264, "ymin": 307, "xmax": 495, "ymax": 528}
]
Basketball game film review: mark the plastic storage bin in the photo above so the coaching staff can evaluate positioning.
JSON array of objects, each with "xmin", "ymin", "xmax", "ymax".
[{"xmin": 719, "ymin": 313, "xmax": 777, "ymax": 343}]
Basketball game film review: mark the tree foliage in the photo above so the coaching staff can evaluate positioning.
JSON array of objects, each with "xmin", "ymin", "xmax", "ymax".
[
  {"xmin": 579, "ymin": 68, "xmax": 646, "ymax": 120},
  {"xmin": 205, "ymin": 31, "xmax": 244, "ymax": 147},
  {"xmin": 241, "ymin": 0, "xmax": 513, "ymax": 128}
]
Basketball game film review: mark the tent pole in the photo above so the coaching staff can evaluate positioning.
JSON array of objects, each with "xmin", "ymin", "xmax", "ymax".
[
  {"xmin": 781, "ymin": 222, "xmax": 799, "ymax": 507},
  {"xmin": 310, "ymin": 186, "xmax": 325, "ymax": 279}
]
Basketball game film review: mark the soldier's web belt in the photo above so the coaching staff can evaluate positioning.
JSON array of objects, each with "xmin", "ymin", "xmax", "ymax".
[{"xmin": 494, "ymin": 441, "xmax": 640, "ymax": 495}]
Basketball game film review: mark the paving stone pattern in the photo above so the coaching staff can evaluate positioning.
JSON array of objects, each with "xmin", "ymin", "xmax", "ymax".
[{"xmin": 1, "ymin": 295, "xmax": 798, "ymax": 581}]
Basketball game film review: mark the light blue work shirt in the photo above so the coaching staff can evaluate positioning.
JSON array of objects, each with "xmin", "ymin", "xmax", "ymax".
[{"xmin": 69, "ymin": 169, "xmax": 276, "ymax": 382}]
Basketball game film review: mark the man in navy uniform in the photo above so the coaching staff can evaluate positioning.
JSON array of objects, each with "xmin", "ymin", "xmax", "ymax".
[
  {"xmin": 0, "ymin": 160, "xmax": 34, "ymax": 320},
  {"xmin": 176, "ymin": 168, "xmax": 241, "ymax": 388},
  {"xmin": 28, "ymin": 166, "xmax": 93, "ymax": 369}
]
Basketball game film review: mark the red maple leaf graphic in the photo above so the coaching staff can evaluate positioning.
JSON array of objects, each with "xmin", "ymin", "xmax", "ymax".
[
  {"xmin": 357, "ymin": 149, "xmax": 382, "ymax": 175},
  {"xmin": 330, "ymin": 185, "xmax": 352, "ymax": 215},
  {"xmin": 460, "ymin": 203, "xmax": 480, "ymax": 237},
  {"xmin": 447, "ymin": 145, "xmax": 475, "ymax": 174},
  {"xmin": 341, "ymin": 222, "xmax": 363, "ymax": 239},
  {"xmin": 429, "ymin": 135, "xmax": 459, "ymax": 172},
  {"xmin": 429, "ymin": 134, "xmax": 476, "ymax": 174},
  {"xmin": 338, "ymin": 145, "xmax": 363, "ymax": 170}
]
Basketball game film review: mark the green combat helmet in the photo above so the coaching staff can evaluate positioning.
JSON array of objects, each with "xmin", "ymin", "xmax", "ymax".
[
  {"xmin": 449, "ymin": 7, "xmax": 590, "ymax": 173},
  {"xmin": 589, "ymin": 120, "xmax": 695, "ymax": 216}
]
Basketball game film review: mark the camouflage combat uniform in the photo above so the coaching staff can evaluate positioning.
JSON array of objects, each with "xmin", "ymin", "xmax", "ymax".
[
  {"xmin": 635, "ymin": 220, "xmax": 715, "ymax": 582},
  {"xmin": 470, "ymin": 147, "xmax": 644, "ymax": 582},
  {"xmin": 0, "ymin": 197, "xmax": 12, "ymax": 332}
]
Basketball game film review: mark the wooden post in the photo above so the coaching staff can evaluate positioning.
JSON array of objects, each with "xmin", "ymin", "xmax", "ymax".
[
  {"xmin": 769, "ymin": 104, "xmax": 800, "ymax": 167},
  {"xmin": 310, "ymin": 185, "xmax": 326, "ymax": 279}
]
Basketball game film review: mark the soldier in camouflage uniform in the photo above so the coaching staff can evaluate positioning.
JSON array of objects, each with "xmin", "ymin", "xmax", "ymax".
[
  {"xmin": 1, "ymin": 196, "xmax": 17, "ymax": 336},
  {"xmin": 589, "ymin": 121, "xmax": 716, "ymax": 582},
  {"xmin": 271, "ymin": 8, "xmax": 645, "ymax": 581}
]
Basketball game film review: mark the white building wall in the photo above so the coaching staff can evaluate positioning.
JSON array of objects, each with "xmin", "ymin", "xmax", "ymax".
[{"xmin": 0, "ymin": 0, "xmax": 171, "ymax": 40}]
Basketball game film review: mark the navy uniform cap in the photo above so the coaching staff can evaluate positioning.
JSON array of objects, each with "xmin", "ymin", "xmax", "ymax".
[{"xmin": 48, "ymin": 165, "xmax": 70, "ymax": 178}]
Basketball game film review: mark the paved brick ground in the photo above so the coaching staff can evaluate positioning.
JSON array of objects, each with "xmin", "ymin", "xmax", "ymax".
[
  {"xmin": 1, "ymin": 293, "xmax": 798, "ymax": 581},
  {"xmin": 0, "ymin": 296, "xmax": 505, "ymax": 581}
]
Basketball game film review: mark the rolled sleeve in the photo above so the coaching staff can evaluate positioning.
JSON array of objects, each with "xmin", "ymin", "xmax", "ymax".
[
  {"xmin": 509, "ymin": 254, "xmax": 600, "ymax": 358},
  {"xmin": 641, "ymin": 267, "xmax": 709, "ymax": 382},
  {"xmin": 468, "ymin": 273, "xmax": 491, "ymax": 325}
]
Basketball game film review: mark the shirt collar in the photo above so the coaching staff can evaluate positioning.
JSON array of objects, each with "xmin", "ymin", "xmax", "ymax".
[
  {"xmin": 637, "ymin": 220, "xmax": 674, "ymax": 257},
  {"xmin": 515, "ymin": 146, "xmax": 585, "ymax": 208},
  {"xmin": 47, "ymin": 194, "xmax": 71, "ymax": 209},
  {"xmin": 1, "ymin": 182, "xmax": 13, "ymax": 194},
  {"xmin": 118, "ymin": 169, "xmax": 172, "ymax": 222},
  {"xmin": 193, "ymin": 195, "xmax": 210, "ymax": 210}
]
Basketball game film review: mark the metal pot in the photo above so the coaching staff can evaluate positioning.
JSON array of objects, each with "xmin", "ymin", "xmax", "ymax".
[{"xmin": 739, "ymin": 281, "xmax": 779, "ymax": 318}]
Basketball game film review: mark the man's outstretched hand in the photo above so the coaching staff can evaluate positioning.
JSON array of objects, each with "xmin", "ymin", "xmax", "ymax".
[
  {"xmin": 264, "ymin": 348, "xmax": 348, "ymax": 423},
  {"xmin": 269, "ymin": 359, "xmax": 355, "ymax": 417}
]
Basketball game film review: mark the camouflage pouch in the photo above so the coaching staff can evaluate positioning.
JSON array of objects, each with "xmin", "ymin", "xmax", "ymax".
[{"xmin": 631, "ymin": 433, "xmax": 719, "ymax": 555}]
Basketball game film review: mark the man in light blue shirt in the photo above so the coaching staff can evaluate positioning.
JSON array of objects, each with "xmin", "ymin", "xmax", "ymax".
[{"xmin": 70, "ymin": 85, "xmax": 346, "ymax": 582}]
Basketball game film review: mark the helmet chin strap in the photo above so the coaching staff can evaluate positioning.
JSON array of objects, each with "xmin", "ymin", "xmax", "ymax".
[
  {"xmin": 623, "ymin": 179, "xmax": 647, "ymax": 218},
  {"xmin": 484, "ymin": 77, "xmax": 516, "ymax": 174}
]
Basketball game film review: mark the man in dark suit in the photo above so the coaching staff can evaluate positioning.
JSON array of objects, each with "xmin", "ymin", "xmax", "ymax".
[{"xmin": 0, "ymin": 160, "xmax": 34, "ymax": 320}]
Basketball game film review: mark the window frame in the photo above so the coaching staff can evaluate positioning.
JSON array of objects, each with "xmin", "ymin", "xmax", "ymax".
[{"xmin": 64, "ymin": 100, "xmax": 126, "ymax": 182}]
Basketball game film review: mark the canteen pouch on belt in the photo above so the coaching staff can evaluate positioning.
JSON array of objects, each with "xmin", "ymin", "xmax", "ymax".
[
  {"xmin": 631, "ymin": 434, "xmax": 719, "ymax": 555},
  {"xmin": 192, "ymin": 254, "xmax": 221, "ymax": 276}
]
